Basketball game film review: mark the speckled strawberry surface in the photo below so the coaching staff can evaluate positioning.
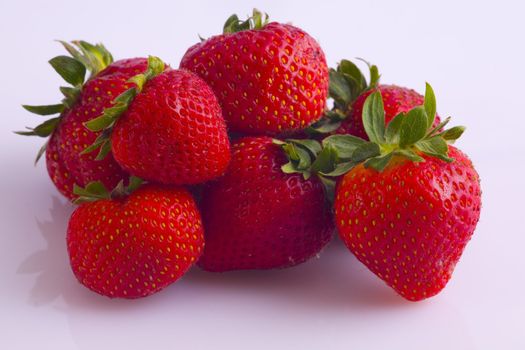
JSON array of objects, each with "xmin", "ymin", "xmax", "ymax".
[
  {"xmin": 198, "ymin": 136, "xmax": 334, "ymax": 271},
  {"xmin": 46, "ymin": 58, "xmax": 148, "ymax": 199},
  {"xmin": 111, "ymin": 69, "xmax": 231, "ymax": 185},
  {"xmin": 334, "ymin": 146, "xmax": 481, "ymax": 301},
  {"xmin": 336, "ymin": 85, "xmax": 441, "ymax": 139},
  {"xmin": 67, "ymin": 185, "xmax": 204, "ymax": 299},
  {"xmin": 180, "ymin": 22, "xmax": 328, "ymax": 136}
]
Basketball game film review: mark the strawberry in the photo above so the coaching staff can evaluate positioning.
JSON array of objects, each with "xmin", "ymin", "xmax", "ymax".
[
  {"xmin": 179, "ymin": 9, "xmax": 329, "ymax": 136},
  {"xmin": 310, "ymin": 59, "xmax": 440, "ymax": 138},
  {"xmin": 67, "ymin": 179, "xmax": 204, "ymax": 298},
  {"xmin": 321, "ymin": 84, "xmax": 481, "ymax": 301},
  {"xmin": 84, "ymin": 57, "xmax": 231, "ymax": 186},
  {"xmin": 18, "ymin": 41, "xmax": 148, "ymax": 199},
  {"xmin": 198, "ymin": 136, "xmax": 334, "ymax": 271}
]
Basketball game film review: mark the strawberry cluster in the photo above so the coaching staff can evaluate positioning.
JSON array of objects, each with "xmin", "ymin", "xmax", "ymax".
[{"xmin": 20, "ymin": 9, "xmax": 481, "ymax": 301}]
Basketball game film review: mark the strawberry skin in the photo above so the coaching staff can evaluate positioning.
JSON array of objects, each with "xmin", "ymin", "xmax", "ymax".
[
  {"xmin": 46, "ymin": 58, "xmax": 149, "ymax": 199},
  {"xmin": 198, "ymin": 136, "xmax": 334, "ymax": 271},
  {"xmin": 111, "ymin": 69, "xmax": 231, "ymax": 185},
  {"xmin": 67, "ymin": 185, "xmax": 204, "ymax": 299},
  {"xmin": 334, "ymin": 146, "xmax": 481, "ymax": 301},
  {"xmin": 337, "ymin": 85, "xmax": 441, "ymax": 139},
  {"xmin": 180, "ymin": 22, "xmax": 328, "ymax": 136}
]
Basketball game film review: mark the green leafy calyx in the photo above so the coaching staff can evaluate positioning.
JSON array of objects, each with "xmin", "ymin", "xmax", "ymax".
[
  {"xmin": 308, "ymin": 58, "xmax": 380, "ymax": 135},
  {"xmin": 223, "ymin": 8, "xmax": 269, "ymax": 34},
  {"xmin": 73, "ymin": 176, "xmax": 144, "ymax": 204},
  {"xmin": 17, "ymin": 40, "xmax": 114, "ymax": 164},
  {"xmin": 322, "ymin": 83, "xmax": 465, "ymax": 173},
  {"xmin": 82, "ymin": 56, "xmax": 165, "ymax": 160}
]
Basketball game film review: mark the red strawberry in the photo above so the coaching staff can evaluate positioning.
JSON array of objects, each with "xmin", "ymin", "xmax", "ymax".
[
  {"xmin": 84, "ymin": 58, "xmax": 231, "ymax": 186},
  {"xmin": 310, "ymin": 59, "xmax": 440, "ymax": 138},
  {"xmin": 111, "ymin": 69, "xmax": 231, "ymax": 185},
  {"xmin": 323, "ymin": 84, "xmax": 481, "ymax": 301},
  {"xmin": 19, "ymin": 41, "xmax": 148, "ymax": 199},
  {"xmin": 335, "ymin": 147, "xmax": 481, "ymax": 301},
  {"xmin": 179, "ymin": 9, "xmax": 329, "ymax": 136},
  {"xmin": 67, "ymin": 180, "xmax": 204, "ymax": 298},
  {"xmin": 198, "ymin": 136, "xmax": 334, "ymax": 271}
]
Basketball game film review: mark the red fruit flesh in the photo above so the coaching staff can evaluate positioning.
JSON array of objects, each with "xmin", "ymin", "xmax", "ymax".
[
  {"xmin": 111, "ymin": 69, "xmax": 231, "ymax": 185},
  {"xmin": 199, "ymin": 136, "xmax": 334, "ymax": 271},
  {"xmin": 67, "ymin": 185, "xmax": 204, "ymax": 299},
  {"xmin": 180, "ymin": 22, "xmax": 329, "ymax": 136},
  {"xmin": 337, "ymin": 85, "xmax": 441, "ymax": 139},
  {"xmin": 46, "ymin": 58, "xmax": 148, "ymax": 199},
  {"xmin": 334, "ymin": 146, "xmax": 481, "ymax": 301}
]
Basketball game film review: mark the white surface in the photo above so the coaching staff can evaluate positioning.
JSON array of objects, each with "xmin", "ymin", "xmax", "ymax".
[{"xmin": 1, "ymin": 0, "xmax": 524, "ymax": 349}]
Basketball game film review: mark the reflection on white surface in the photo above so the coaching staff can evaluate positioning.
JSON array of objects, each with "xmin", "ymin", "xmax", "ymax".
[
  {"xmin": 14, "ymin": 197, "xmax": 476, "ymax": 349},
  {"xmin": 17, "ymin": 197, "xmax": 74, "ymax": 306}
]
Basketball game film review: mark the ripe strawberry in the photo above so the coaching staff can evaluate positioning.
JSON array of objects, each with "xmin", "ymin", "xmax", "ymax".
[
  {"xmin": 84, "ymin": 58, "xmax": 231, "ymax": 186},
  {"xmin": 198, "ymin": 136, "xmax": 334, "ymax": 271},
  {"xmin": 335, "ymin": 147, "xmax": 480, "ymax": 301},
  {"xmin": 323, "ymin": 84, "xmax": 481, "ymax": 301},
  {"xmin": 179, "ymin": 9, "xmax": 329, "ymax": 136},
  {"xmin": 67, "ymin": 180, "xmax": 204, "ymax": 298},
  {"xmin": 19, "ymin": 41, "xmax": 148, "ymax": 199},
  {"xmin": 310, "ymin": 59, "xmax": 440, "ymax": 138}
]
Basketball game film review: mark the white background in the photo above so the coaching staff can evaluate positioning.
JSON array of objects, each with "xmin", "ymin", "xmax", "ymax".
[{"xmin": 1, "ymin": 0, "xmax": 524, "ymax": 349}]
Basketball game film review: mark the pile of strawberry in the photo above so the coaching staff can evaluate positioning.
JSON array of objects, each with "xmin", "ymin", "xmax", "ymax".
[{"xmin": 19, "ymin": 10, "xmax": 481, "ymax": 301}]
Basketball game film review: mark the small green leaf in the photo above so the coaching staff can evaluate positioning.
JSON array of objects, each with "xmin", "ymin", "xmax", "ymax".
[
  {"xmin": 424, "ymin": 83, "xmax": 437, "ymax": 128},
  {"xmin": 127, "ymin": 74, "xmax": 146, "ymax": 91},
  {"xmin": 281, "ymin": 162, "xmax": 299, "ymax": 174},
  {"xmin": 59, "ymin": 86, "xmax": 80, "ymax": 108},
  {"xmin": 369, "ymin": 64, "xmax": 380, "ymax": 88},
  {"xmin": 34, "ymin": 140, "xmax": 49, "ymax": 165},
  {"xmin": 384, "ymin": 112, "xmax": 405, "ymax": 144},
  {"xmin": 399, "ymin": 107, "xmax": 428, "ymax": 148},
  {"xmin": 15, "ymin": 117, "xmax": 61, "ymax": 137},
  {"xmin": 114, "ymin": 88, "xmax": 137, "ymax": 105},
  {"xmin": 281, "ymin": 142, "xmax": 312, "ymax": 171},
  {"xmin": 73, "ymin": 181, "xmax": 111, "ymax": 204},
  {"xmin": 364, "ymin": 153, "xmax": 394, "ymax": 172},
  {"xmin": 319, "ymin": 161, "xmax": 355, "ymax": 177},
  {"xmin": 127, "ymin": 176, "xmax": 144, "ymax": 193},
  {"xmin": 338, "ymin": 59, "xmax": 367, "ymax": 92},
  {"xmin": 58, "ymin": 40, "xmax": 84, "ymax": 63},
  {"xmin": 322, "ymin": 134, "xmax": 366, "ymax": 160},
  {"xmin": 438, "ymin": 126, "xmax": 466, "ymax": 142},
  {"xmin": 355, "ymin": 57, "xmax": 380, "ymax": 88},
  {"xmin": 49, "ymin": 55, "xmax": 86, "ymax": 86},
  {"xmin": 328, "ymin": 69, "xmax": 352, "ymax": 108},
  {"xmin": 223, "ymin": 14, "xmax": 241, "ymax": 34},
  {"xmin": 81, "ymin": 132, "xmax": 109, "ymax": 155},
  {"xmin": 74, "ymin": 41, "xmax": 113, "ymax": 76},
  {"xmin": 427, "ymin": 116, "xmax": 451, "ymax": 137},
  {"xmin": 95, "ymin": 139, "xmax": 112, "ymax": 160},
  {"xmin": 22, "ymin": 104, "xmax": 64, "ymax": 116},
  {"xmin": 393, "ymin": 149, "xmax": 425, "ymax": 162},
  {"xmin": 415, "ymin": 136, "xmax": 449, "ymax": 158},
  {"xmin": 288, "ymin": 139, "xmax": 322, "ymax": 156},
  {"xmin": 307, "ymin": 119, "xmax": 342, "ymax": 134},
  {"xmin": 295, "ymin": 146, "xmax": 312, "ymax": 170},
  {"xmin": 351, "ymin": 142, "xmax": 381, "ymax": 163},
  {"xmin": 251, "ymin": 8, "xmax": 269, "ymax": 29},
  {"xmin": 362, "ymin": 91, "xmax": 386, "ymax": 144},
  {"xmin": 312, "ymin": 144, "xmax": 338, "ymax": 174},
  {"xmin": 84, "ymin": 113, "xmax": 115, "ymax": 132},
  {"xmin": 145, "ymin": 56, "xmax": 165, "ymax": 78}
]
